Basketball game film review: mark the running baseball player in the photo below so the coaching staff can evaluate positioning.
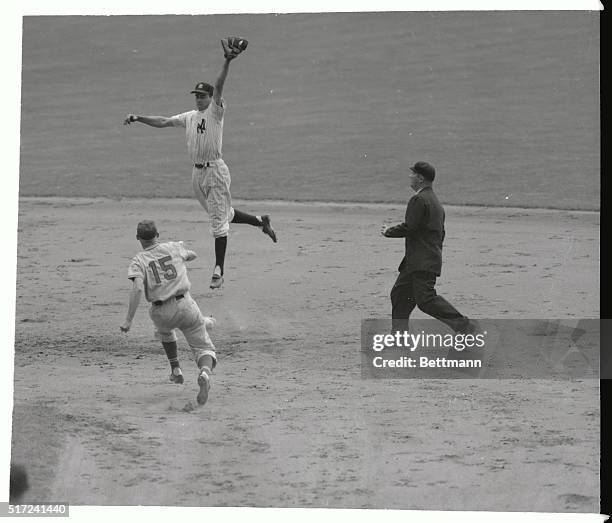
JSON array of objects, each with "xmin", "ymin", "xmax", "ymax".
[
  {"xmin": 120, "ymin": 220, "xmax": 217, "ymax": 406},
  {"xmin": 123, "ymin": 37, "xmax": 277, "ymax": 290}
]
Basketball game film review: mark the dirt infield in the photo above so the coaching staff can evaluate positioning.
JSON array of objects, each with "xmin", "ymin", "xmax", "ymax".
[{"xmin": 10, "ymin": 197, "xmax": 599, "ymax": 511}]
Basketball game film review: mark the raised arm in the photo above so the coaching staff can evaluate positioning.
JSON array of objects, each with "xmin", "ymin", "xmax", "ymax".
[
  {"xmin": 213, "ymin": 57, "xmax": 233, "ymax": 106},
  {"xmin": 214, "ymin": 37, "xmax": 248, "ymax": 105},
  {"xmin": 123, "ymin": 114, "xmax": 174, "ymax": 128}
]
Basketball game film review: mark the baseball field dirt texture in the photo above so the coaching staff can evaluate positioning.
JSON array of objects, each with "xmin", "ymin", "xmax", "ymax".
[{"xmin": 8, "ymin": 11, "xmax": 599, "ymax": 515}]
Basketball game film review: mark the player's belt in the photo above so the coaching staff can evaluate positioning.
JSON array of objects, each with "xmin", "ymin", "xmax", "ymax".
[
  {"xmin": 153, "ymin": 294, "xmax": 185, "ymax": 306},
  {"xmin": 194, "ymin": 160, "xmax": 221, "ymax": 169}
]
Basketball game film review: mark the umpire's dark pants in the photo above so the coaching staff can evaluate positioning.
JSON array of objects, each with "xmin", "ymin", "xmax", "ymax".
[{"xmin": 390, "ymin": 270, "xmax": 469, "ymax": 333}]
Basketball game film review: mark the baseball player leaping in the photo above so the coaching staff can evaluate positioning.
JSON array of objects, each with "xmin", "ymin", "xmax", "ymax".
[
  {"xmin": 124, "ymin": 37, "xmax": 277, "ymax": 290},
  {"xmin": 120, "ymin": 220, "xmax": 217, "ymax": 406}
]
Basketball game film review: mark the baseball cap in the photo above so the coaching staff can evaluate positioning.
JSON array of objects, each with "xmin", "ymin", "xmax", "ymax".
[
  {"xmin": 136, "ymin": 220, "xmax": 158, "ymax": 240},
  {"xmin": 410, "ymin": 161, "xmax": 436, "ymax": 181},
  {"xmin": 190, "ymin": 82, "xmax": 214, "ymax": 96}
]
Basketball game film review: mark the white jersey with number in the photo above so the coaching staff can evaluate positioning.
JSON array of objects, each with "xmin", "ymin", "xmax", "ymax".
[
  {"xmin": 170, "ymin": 98, "xmax": 225, "ymax": 164},
  {"xmin": 127, "ymin": 241, "xmax": 192, "ymax": 303}
]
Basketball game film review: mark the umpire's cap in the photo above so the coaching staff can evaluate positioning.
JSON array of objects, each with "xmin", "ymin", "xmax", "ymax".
[
  {"xmin": 410, "ymin": 161, "xmax": 436, "ymax": 182},
  {"xmin": 191, "ymin": 82, "xmax": 214, "ymax": 96},
  {"xmin": 136, "ymin": 220, "xmax": 159, "ymax": 240}
]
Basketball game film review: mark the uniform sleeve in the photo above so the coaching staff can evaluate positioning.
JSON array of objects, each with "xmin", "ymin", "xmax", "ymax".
[
  {"xmin": 127, "ymin": 256, "xmax": 145, "ymax": 280},
  {"xmin": 385, "ymin": 195, "xmax": 426, "ymax": 237},
  {"xmin": 169, "ymin": 111, "xmax": 191, "ymax": 128},
  {"xmin": 176, "ymin": 241, "xmax": 191, "ymax": 261},
  {"xmin": 209, "ymin": 98, "xmax": 225, "ymax": 121}
]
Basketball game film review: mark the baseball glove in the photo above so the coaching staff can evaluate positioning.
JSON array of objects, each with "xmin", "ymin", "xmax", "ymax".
[{"xmin": 221, "ymin": 36, "xmax": 248, "ymax": 60}]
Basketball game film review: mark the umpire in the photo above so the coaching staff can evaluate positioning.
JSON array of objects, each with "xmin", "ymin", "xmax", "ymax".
[{"xmin": 381, "ymin": 161, "xmax": 474, "ymax": 333}]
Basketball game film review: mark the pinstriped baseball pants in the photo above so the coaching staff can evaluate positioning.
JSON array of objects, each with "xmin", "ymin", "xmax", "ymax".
[{"xmin": 191, "ymin": 160, "xmax": 236, "ymax": 238}]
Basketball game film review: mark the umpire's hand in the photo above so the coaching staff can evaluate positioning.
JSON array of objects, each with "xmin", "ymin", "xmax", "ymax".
[{"xmin": 381, "ymin": 225, "xmax": 392, "ymax": 237}]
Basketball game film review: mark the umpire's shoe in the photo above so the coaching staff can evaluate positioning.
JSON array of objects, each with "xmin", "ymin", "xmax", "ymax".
[
  {"xmin": 261, "ymin": 215, "xmax": 277, "ymax": 243},
  {"xmin": 197, "ymin": 369, "xmax": 211, "ymax": 405}
]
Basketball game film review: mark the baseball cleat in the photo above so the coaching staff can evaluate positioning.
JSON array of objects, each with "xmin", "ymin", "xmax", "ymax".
[
  {"xmin": 170, "ymin": 367, "xmax": 184, "ymax": 384},
  {"xmin": 261, "ymin": 215, "xmax": 277, "ymax": 243},
  {"xmin": 197, "ymin": 369, "xmax": 211, "ymax": 405},
  {"xmin": 209, "ymin": 273, "xmax": 223, "ymax": 289}
]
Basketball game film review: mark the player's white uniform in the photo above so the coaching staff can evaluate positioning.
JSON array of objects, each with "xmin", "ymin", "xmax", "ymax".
[
  {"xmin": 170, "ymin": 99, "xmax": 235, "ymax": 238},
  {"xmin": 127, "ymin": 241, "xmax": 216, "ymax": 367}
]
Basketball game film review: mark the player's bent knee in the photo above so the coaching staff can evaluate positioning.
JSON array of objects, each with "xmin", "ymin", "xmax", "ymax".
[
  {"xmin": 193, "ymin": 348, "xmax": 217, "ymax": 369},
  {"xmin": 211, "ymin": 219, "xmax": 230, "ymax": 238},
  {"xmin": 156, "ymin": 330, "xmax": 178, "ymax": 343}
]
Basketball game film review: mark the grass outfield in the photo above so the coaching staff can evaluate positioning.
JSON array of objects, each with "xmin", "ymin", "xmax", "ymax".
[{"xmin": 19, "ymin": 12, "xmax": 599, "ymax": 209}]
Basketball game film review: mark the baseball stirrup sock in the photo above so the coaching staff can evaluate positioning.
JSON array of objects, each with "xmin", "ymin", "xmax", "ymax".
[
  {"xmin": 162, "ymin": 342, "xmax": 180, "ymax": 369},
  {"xmin": 231, "ymin": 208, "xmax": 262, "ymax": 227},
  {"xmin": 214, "ymin": 236, "xmax": 227, "ymax": 275}
]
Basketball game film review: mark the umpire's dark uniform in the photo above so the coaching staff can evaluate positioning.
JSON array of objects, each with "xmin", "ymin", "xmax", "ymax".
[{"xmin": 385, "ymin": 162, "xmax": 470, "ymax": 333}]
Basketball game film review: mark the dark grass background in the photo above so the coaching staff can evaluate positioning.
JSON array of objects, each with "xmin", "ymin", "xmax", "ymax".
[{"xmin": 19, "ymin": 12, "xmax": 599, "ymax": 209}]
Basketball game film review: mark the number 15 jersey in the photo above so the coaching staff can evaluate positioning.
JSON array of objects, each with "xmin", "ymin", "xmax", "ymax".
[{"xmin": 128, "ymin": 241, "xmax": 192, "ymax": 303}]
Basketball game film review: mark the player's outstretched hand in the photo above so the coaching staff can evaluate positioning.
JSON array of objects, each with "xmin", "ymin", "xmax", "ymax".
[
  {"xmin": 381, "ymin": 225, "xmax": 391, "ymax": 237},
  {"xmin": 221, "ymin": 39, "xmax": 238, "ymax": 61},
  {"xmin": 119, "ymin": 321, "xmax": 131, "ymax": 333},
  {"xmin": 123, "ymin": 114, "xmax": 138, "ymax": 125}
]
